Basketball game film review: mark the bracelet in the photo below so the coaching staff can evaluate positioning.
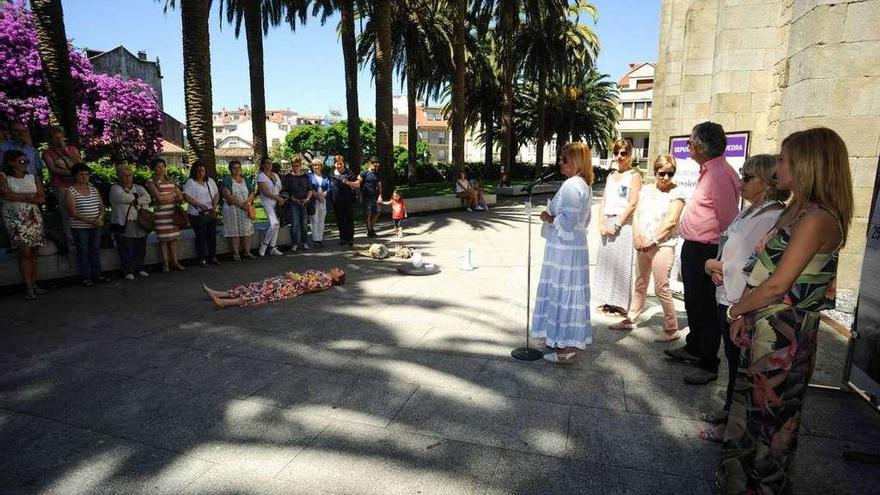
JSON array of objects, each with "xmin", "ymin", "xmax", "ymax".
[
  {"xmin": 613, "ymin": 223, "xmax": 622, "ymax": 233},
  {"xmin": 726, "ymin": 306, "xmax": 743, "ymax": 322}
]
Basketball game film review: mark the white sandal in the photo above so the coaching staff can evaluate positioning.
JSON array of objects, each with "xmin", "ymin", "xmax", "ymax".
[{"xmin": 543, "ymin": 352, "xmax": 576, "ymax": 364}]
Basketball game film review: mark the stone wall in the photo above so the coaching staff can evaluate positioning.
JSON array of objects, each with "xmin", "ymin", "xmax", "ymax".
[{"xmin": 649, "ymin": 0, "xmax": 880, "ymax": 291}]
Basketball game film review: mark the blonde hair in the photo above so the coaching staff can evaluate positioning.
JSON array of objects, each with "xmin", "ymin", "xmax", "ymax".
[
  {"xmin": 292, "ymin": 155, "xmax": 302, "ymax": 164},
  {"xmin": 780, "ymin": 127, "xmax": 853, "ymax": 244},
  {"xmin": 562, "ymin": 142, "xmax": 594, "ymax": 185},
  {"xmin": 612, "ymin": 139, "xmax": 633, "ymax": 156},
  {"xmin": 742, "ymin": 154, "xmax": 789, "ymax": 202},
  {"xmin": 115, "ymin": 163, "xmax": 132, "ymax": 177},
  {"xmin": 334, "ymin": 154, "xmax": 345, "ymax": 165},
  {"xmin": 652, "ymin": 154, "xmax": 676, "ymax": 173},
  {"xmin": 311, "ymin": 158, "xmax": 323, "ymax": 168}
]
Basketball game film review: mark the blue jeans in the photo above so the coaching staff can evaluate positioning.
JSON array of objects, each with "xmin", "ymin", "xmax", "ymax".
[
  {"xmin": 289, "ymin": 202, "xmax": 309, "ymax": 248},
  {"xmin": 71, "ymin": 227, "xmax": 102, "ymax": 278}
]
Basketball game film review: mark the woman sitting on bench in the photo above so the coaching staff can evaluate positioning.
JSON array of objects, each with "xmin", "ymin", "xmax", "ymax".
[{"xmin": 455, "ymin": 170, "xmax": 484, "ymax": 211}]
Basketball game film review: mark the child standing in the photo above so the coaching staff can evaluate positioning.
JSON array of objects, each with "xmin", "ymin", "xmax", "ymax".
[{"xmin": 381, "ymin": 190, "xmax": 407, "ymax": 238}]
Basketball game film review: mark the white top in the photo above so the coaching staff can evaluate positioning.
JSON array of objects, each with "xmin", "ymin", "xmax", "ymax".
[
  {"xmin": 1, "ymin": 173, "xmax": 37, "ymax": 208},
  {"xmin": 183, "ymin": 177, "xmax": 218, "ymax": 215},
  {"xmin": 109, "ymin": 183, "xmax": 151, "ymax": 225},
  {"xmin": 716, "ymin": 200, "xmax": 785, "ymax": 306},
  {"xmin": 604, "ymin": 169, "xmax": 637, "ymax": 216},
  {"xmin": 635, "ymin": 185, "xmax": 687, "ymax": 247},
  {"xmin": 256, "ymin": 171, "xmax": 281, "ymax": 208}
]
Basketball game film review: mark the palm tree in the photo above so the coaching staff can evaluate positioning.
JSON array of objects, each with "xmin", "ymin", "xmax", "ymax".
[
  {"xmin": 458, "ymin": 31, "xmax": 499, "ymax": 168},
  {"xmin": 30, "ymin": 0, "xmax": 79, "ymax": 144},
  {"xmin": 166, "ymin": 0, "xmax": 217, "ymax": 176},
  {"xmin": 219, "ymin": 0, "xmax": 290, "ymax": 167},
  {"xmin": 544, "ymin": 67, "xmax": 618, "ymax": 155},
  {"xmin": 517, "ymin": 1, "xmax": 599, "ymax": 171},
  {"xmin": 450, "ymin": 0, "xmax": 466, "ymax": 171},
  {"xmin": 360, "ymin": 0, "xmax": 453, "ymax": 184},
  {"xmin": 304, "ymin": 0, "xmax": 362, "ymax": 170},
  {"xmin": 372, "ymin": 0, "xmax": 395, "ymax": 197}
]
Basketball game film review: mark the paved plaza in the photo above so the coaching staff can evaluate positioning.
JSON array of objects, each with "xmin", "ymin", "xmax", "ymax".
[{"xmin": 2, "ymin": 199, "xmax": 879, "ymax": 494}]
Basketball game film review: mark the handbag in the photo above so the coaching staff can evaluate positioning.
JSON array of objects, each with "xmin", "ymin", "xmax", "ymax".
[
  {"xmin": 111, "ymin": 203, "xmax": 134, "ymax": 234},
  {"xmin": 137, "ymin": 208, "xmax": 154, "ymax": 231},
  {"xmin": 247, "ymin": 204, "xmax": 257, "ymax": 220},
  {"xmin": 172, "ymin": 205, "xmax": 190, "ymax": 228}
]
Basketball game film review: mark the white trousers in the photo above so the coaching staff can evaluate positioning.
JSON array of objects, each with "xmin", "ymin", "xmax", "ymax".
[
  {"xmin": 311, "ymin": 200, "xmax": 327, "ymax": 242},
  {"xmin": 263, "ymin": 204, "xmax": 280, "ymax": 248}
]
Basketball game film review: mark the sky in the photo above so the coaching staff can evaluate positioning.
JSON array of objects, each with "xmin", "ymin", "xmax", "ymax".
[{"xmin": 60, "ymin": 1, "xmax": 661, "ymax": 123}]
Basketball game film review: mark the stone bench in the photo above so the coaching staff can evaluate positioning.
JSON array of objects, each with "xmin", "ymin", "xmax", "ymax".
[{"xmin": 379, "ymin": 193, "xmax": 497, "ymax": 215}]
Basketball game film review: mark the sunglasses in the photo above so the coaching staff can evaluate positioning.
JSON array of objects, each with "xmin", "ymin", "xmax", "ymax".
[
  {"xmin": 613, "ymin": 150, "xmax": 629, "ymax": 157},
  {"xmin": 655, "ymin": 170, "xmax": 674, "ymax": 178},
  {"xmin": 741, "ymin": 174, "xmax": 756, "ymax": 183}
]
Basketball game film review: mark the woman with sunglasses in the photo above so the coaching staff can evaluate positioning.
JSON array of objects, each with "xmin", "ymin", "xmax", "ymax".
[
  {"xmin": 594, "ymin": 139, "xmax": 642, "ymax": 317},
  {"xmin": 696, "ymin": 154, "xmax": 787, "ymax": 442},
  {"xmin": 717, "ymin": 130, "xmax": 851, "ymax": 493},
  {"xmin": 0, "ymin": 150, "xmax": 47, "ymax": 299},
  {"xmin": 610, "ymin": 154, "xmax": 685, "ymax": 341}
]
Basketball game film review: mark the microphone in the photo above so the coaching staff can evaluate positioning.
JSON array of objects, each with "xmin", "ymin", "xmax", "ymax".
[{"xmin": 522, "ymin": 169, "xmax": 561, "ymax": 192}]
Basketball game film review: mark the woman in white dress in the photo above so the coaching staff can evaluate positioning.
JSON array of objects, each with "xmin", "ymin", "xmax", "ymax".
[
  {"xmin": 531, "ymin": 142, "xmax": 595, "ymax": 363},
  {"xmin": 594, "ymin": 139, "xmax": 642, "ymax": 316},
  {"xmin": 0, "ymin": 149, "xmax": 47, "ymax": 300},
  {"xmin": 221, "ymin": 160, "xmax": 256, "ymax": 260}
]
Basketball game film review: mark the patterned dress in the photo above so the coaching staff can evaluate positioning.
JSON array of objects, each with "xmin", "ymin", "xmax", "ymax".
[
  {"xmin": 1, "ymin": 173, "xmax": 45, "ymax": 248},
  {"xmin": 531, "ymin": 176, "xmax": 593, "ymax": 348},
  {"xmin": 229, "ymin": 269, "xmax": 334, "ymax": 307},
  {"xmin": 593, "ymin": 169, "xmax": 638, "ymax": 310},
  {"xmin": 223, "ymin": 178, "xmax": 254, "ymax": 238},
  {"xmin": 150, "ymin": 179, "xmax": 181, "ymax": 241},
  {"xmin": 718, "ymin": 205, "xmax": 840, "ymax": 494}
]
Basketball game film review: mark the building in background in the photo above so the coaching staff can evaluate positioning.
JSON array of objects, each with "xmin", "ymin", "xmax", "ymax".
[
  {"xmin": 616, "ymin": 62, "xmax": 655, "ymax": 165},
  {"xmin": 212, "ymin": 106, "xmax": 327, "ymax": 166},
  {"xmin": 86, "ymin": 46, "xmax": 186, "ymax": 149},
  {"xmin": 649, "ymin": 0, "xmax": 880, "ymax": 291}
]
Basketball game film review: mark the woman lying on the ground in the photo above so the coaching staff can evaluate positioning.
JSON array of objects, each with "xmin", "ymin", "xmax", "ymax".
[{"xmin": 203, "ymin": 267, "xmax": 346, "ymax": 309}]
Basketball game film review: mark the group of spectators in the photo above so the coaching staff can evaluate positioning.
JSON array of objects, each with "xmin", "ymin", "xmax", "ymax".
[
  {"xmin": 532, "ymin": 123, "xmax": 853, "ymax": 494},
  {"xmin": 0, "ymin": 120, "xmax": 409, "ymax": 298}
]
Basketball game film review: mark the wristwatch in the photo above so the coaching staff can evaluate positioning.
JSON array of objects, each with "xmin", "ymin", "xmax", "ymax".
[{"xmin": 613, "ymin": 223, "xmax": 622, "ymax": 233}]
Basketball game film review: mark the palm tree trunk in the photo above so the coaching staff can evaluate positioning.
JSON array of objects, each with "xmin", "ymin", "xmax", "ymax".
[
  {"xmin": 450, "ymin": 0, "xmax": 466, "ymax": 170},
  {"xmin": 243, "ymin": 0, "xmax": 267, "ymax": 166},
  {"xmin": 373, "ymin": 0, "xmax": 394, "ymax": 198},
  {"xmin": 499, "ymin": 0, "xmax": 517, "ymax": 186},
  {"xmin": 483, "ymin": 109, "xmax": 493, "ymax": 169},
  {"xmin": 181, "ymin": 0, "xmax": 216, "ymax": 176},
  {"xmin": 30, "ymin": 0, "xmax": 79, "ymax": 145},
  {"xmin": 405, "ymin": 46, "xmax": 418, "ymax": 185},
  {"xmin": 535, "ymin": 68, "xmax": 547, "ymax": 174},
  {"xmin": 340, "ymin": 0, "xmax": 361, "ymax": 171}
]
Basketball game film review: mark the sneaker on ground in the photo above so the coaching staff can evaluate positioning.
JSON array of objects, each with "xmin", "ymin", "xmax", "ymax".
[
  {"xmin": 302, "ymin": 244, "xmax": 311, "ymax": 250},
  {"xmin": 270, "ymin": 247, "xmax": 283, "ymax": 256},
  {"xmin": 475, "ymin": 205, "xmax": 485, "ymax": 211},
  {"xmin": 138, "ymin": 271, "xmax": 149, "ymax": 277},
  {"xmin": 125, "ymin": 273, "xmax": 135, "ymax": 280},
  {"xmin": 467, "ymin": 207, "xmax": 473, "ymax": 212},
  {"xmin": 259, "ymin": 244, "xmax": 268, "ymax": 257}
]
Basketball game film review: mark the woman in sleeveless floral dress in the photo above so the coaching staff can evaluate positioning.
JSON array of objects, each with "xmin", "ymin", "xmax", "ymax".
[{"xmin": 718, "ymin": 128, "xmax": 854, "ymax": 494}]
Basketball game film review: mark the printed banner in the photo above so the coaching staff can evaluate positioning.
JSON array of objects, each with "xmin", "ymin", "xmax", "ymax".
[{"xmin": 668, "ymin": 131, "xmax": 750, "ymax": 199}]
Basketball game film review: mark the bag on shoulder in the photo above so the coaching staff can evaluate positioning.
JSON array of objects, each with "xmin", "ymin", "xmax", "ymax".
[
  {"xmin": 137, "ymin": 209, "xmax": 154, "ymax": 232},
  {"xmin": 172, "ymin": 205, "xmax": 189, "ymax": 229}
]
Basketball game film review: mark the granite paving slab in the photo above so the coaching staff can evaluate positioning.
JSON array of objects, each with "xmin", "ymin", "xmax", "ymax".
[{"xmin": 342, "ymin": 345, "xmax": 489, "ymax": 389}]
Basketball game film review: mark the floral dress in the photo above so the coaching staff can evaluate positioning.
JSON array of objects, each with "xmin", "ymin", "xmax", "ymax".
[
  {"xmin": 718, "ymin": 205, "xmax": 840, "ymax": 494},
  {"xmin": 229, "ymin": 269, "xmax": 333, "ymax": 307},
  {"xmin": 1, "ymin": 173, "xmax": 45, "ymax": 248},
  {"xmin": 223, "ymin": 178, "xmax": 254, "ymax": 238}
]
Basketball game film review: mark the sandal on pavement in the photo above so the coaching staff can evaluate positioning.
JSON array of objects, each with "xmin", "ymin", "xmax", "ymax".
[
  {"xmin": 699, "ymin": 410, "xmax": 728, "ymax": 425},
  {"xmin": 655, "ymin": 331, "xmax": 680, "ymax": 342},
  {"xmin": 610, "ymin": 319, "xmax": 635, "ymax": 331},
  {"xmin": 543, "ymin": 352, "xmax": 576, "ymax": 364},
  {"xmin": 699, "ymin": 425, "xmax": 724, "ymax": 443}
]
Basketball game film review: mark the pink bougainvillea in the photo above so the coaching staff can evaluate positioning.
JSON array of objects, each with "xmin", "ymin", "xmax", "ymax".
[{"xmin": 0, "ymin": 1, "xmax": 162, "ymax": 162}]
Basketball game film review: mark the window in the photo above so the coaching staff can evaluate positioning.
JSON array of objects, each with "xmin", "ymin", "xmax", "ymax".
[
  {"xmin": 643, "ymin": 138, "xmax": 649, "ymax": 158},
  {"xmin": 399, "ymin": 131, "xmax": 408, "ymax": 144},
  {"xmin": 228, "ymin": 138, "xmax": 239, "ymax": 147},
  {"xmin": 436, "ymin": 148, "xmax": 447, "ymax": 160},
  {"xmin": 635, "ymin": 102, "xmax": 645, "ymax": 119},
  {"xmin": 622, "ymin": 103, "xmax": 633, "ymax": 119},
  {"xmin": 426, "ymin": 110, "xmax": 442, "ymax": 121},
  {"xmin": 646, "ymin": 102, "xmax": 652, "ymax": 120}
]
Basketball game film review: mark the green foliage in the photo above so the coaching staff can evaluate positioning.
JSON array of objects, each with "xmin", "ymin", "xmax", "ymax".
[
  {"xmin": 392, "ymin": 140, "xmax": 432, "ymax": 182},
  {"xmin": 269, "ymin": 140, "xmax": 292, "ymax": 163},
  {"xmin": 283, "ymin": 120, "xmax": 376, "ymax": 169}
]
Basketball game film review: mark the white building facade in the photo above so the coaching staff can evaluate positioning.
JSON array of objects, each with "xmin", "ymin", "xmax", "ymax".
[{"xmin": 616, "ymin": 63, "xmax": 655, "ymax": 166}]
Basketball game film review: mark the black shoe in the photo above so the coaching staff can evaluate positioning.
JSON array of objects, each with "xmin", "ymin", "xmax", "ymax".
[
  {"xmin": 367, "ymin": 231, "xmax": 376, "ymax": 238},
  {"xmin": 684, "ymin": 368, "xmax": 718, "ymax": 385},
  {"xmin": 663, "ymin": 347, "xmax": 698, "ymax": 363}
]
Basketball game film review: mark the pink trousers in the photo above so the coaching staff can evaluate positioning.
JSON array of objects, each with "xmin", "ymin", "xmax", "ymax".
[{"xmin": 630, "ymin": 245, "xmax": 678, "ymax": 332}]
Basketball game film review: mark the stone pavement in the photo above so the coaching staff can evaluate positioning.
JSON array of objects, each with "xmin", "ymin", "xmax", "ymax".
[{"xmin": 2, "ymin": 199, "xmax": 879, "ymax": 494}]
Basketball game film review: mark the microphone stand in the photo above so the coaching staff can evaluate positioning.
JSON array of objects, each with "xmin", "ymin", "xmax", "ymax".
[{"xmin": 511, "ymin": 171, "xmax": 558, "ymax": 362}]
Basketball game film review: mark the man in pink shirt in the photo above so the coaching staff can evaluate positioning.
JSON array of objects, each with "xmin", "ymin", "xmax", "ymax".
[{"xmin": 664, "ymin": 122, "xmax": 741, "ymax": 385}]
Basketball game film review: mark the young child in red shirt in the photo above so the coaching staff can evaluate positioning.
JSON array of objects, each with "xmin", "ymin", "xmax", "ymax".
[{"xmin": 381, "ymin": 189, "xmax": 407, "ymax": 238}]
